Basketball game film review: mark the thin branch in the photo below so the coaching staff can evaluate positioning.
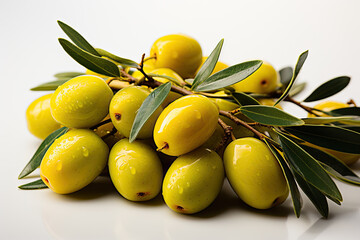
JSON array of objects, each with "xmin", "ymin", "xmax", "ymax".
[
  {"xmin": 216, "ymin": 118, "xmax": 233, "ymax": 152},
  {"xmin": 285, "ymin": 96, "xmax": 320, "ymax": 116}
]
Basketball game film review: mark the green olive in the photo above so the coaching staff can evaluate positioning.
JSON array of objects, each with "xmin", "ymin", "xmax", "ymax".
[
  {"xmin": 153, "ymin": 95, "xmax": 219, "ymax": 156},
  {"xmin": 162, "ymin": 148, "xmax": 224, "ymax": 214},
  {"xmin": 109, "ymin": 86, "xmax": 163, "ymax": 139},
  {"xmin": 26, "ymin": 93, "xmax": 61, "ymax": 139},
  {"xmin": 108, "ymin": 139, "xmax": 163, "ymax": 201},
  {"xmin": 40, "ymin": 129, "xmax": 109, "ymax": 194},
  {"xmin": 50, "ymin": 75, "xmax": 113, "ymax": 128}
]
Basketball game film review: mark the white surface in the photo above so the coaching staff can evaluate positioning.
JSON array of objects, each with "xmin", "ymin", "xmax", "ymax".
[{"xmin": 1, "ymin": 0, "xmax": 360, "ymax": 239}]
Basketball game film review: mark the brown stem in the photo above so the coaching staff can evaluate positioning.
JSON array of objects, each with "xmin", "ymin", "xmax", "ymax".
[
  {"xmin": 120, "ymin": 69, "xmax": 137, "ymax": 83},
  {"xmin": 285, "ymin": 96, "xmax": 320, "ymax": 116},
  {"xmin": 347, "ymin": 99, "xmax": 357, "ymax": 107},
  {"xmin": 90, "ymin": 118, "xmax": 112, "ymax": 130},
  {"xmin": 216, "ymin": 118, "xmax": 234, "ymax": 152}
]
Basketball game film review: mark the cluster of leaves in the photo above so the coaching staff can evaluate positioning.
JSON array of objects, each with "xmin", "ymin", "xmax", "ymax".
[{"xmin": 21, "ymin": 21, "xmax": 360, "ymax": 219}]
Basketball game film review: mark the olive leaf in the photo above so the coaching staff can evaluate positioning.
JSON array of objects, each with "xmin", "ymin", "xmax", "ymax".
[
  {"xmin": 339, "ymin": 125, "xmax": 360, "ymax": 133},
  {"xmin": 129, "ymin": 82, "xmax": 171, "ymax": 142},
  {"xmin": 299, "ymin": 144, "xmax": 360, "ymax": 186},
  {"xmin": 54, "ymin": 72, "xmax": 84, "ymax": 79},
  {"xmin": 31, "ymin": 79, "xmax": 69, "ymax": 91},
  {"xmin": 147, "ymin": 73, "xmax": 185, "ymax": 86},
  {"xmin": 279, "ymin": 66, "xmax": 293, "ymax": 89},
  {"xmin": 231, "ymin": 92, "xmax": 260, "ymax": 106},
  {"xmin": 18, "ymin": 127, "xmax": 68, "ymax": 179},
  {"xmin": 57, "ymin": 20, "xmax": 100, "ymax": 56},
  {"xmin": 274, "ymin": 50, "xmax": 308, "ymax": 106},
  {"xmin": 284, "ymin": 125, "xmax": 360, "ymax": 154},
  {"xmin": 18, "ymin": 179, "xmax": 48, "ymax": 190},
  {"xmin": 240, "ymin": 105, "xmax": 304, "ymax": 126},
  {"xmin": 265, "ymin": 140, "xmax": 302, "ymax": 218},
  {"xmin": 303, "ymin": 76, "xmax": 350, "ymax": 102},
  {"xmin": 192, "ymin": 60, "xmax": 262, "ymax": 92},
  {"xmin": 329, "ymin": 107, "xmax": 360, "ymax": 117},
  {"xmin": 292, "ymin": 171, "xmax": 329, "ymax": 218},
  {"xmin": 191, "ymin": 39, "xmax": 224, "ymax": 90},
  {"xmin": 302, "ymin": 116, "xmax": 357, "ymax": 125},
  {"xmin": 289, "ymin": 82, "xmax": 306, "ymax": 97},
  {"xmin": 277, "ymin": 132, "xmax": 342, "ymax": 202},
  {"xmin": 95, "ymin": 48, "xmax": 139, "ymax": 68},
  {"xmin": 59, "ymin": 38, "xmax": 120, "ymax": 77}
]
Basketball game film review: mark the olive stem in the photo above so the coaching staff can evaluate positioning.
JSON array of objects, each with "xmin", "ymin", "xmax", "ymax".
[
  {"xmin": 216, "ymin": 118, "xmax": 234, "ymax": 152},
  {"xmin": 347, "ymin": 99, "xmax": 357, "ymax": 107},
  {"xmin": 285, "ymin": 96, "xmax": 320, "ymax": 116},
  {"xmin": 90, "ymin": 118, "xmax": 112, "ymax": 130}
]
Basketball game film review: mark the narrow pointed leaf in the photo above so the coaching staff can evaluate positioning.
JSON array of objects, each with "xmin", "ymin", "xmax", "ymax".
[
  {"xmin": 299, "ymin": 144, "xmax": 360, "ymax": 186},
  {"xmin": 31, "ymin": 79, "xmax": 69, "ymax": 91},
  {"xmin": 193, "ymin": 60, "xmax": 262, "ymax": 92},
  {"xmin": 57, "ymin": 21, "xmax": 100, "ymax": 56},
  {"xmin": 148, "ymin": 73, "xmax": 185, "ymax": 86},
  {"xmin": 54, "ymin": 72, "xmax": 84, "ymax": 79},
  {"xmin": 274, "ymin": 50, "xmax": 308, "ymax": 106},
  {"xmin": 18, "ymin": 127, "xmax": 68, "ymax": 179},
  {"xmin": 329, "ymin": 107, "xmax": 360, "ymax": 117},
  {"xmin": 303, "ymin": 76, "xmax": 350, "ymax": 102},
  {"xmin": 279, "ymin": 66, "xmax": 293, "ymax": 87},
  {"xmin": 265, "ymin": 140, "xmax": 302, "ymax": 217},
  {"xmin": 277, "ymin": 132, "xmax": 342, "ymax": 202},
  {"xmin": 18, "ymin": 179, "xmax": 48, "ymax": 190},
  {"xmin": 129, "ymin": 82, "xmax": 171, "ymax": 142},
  {"xmin": 191, "ymin": 39, "xmax": 224, "ymax": 90},
  {"xmin": 95, "ymin": 48, "xmax": 139, "ymax": 68},
  {"xmin": 240, "ymin": 105, "xmax": 304, "ymax": 126},
  {"xmin": 59, "ymin": 38, "xmax": 120, "ymax": 77},
  {"xmin": 231, "ymin": 92, "xmax": 260, "ymax": 106},
  {"xmin": 302, "ymin": 116, "xmax": 357, "ymax": 124},
  {"xmin": 285, "ymin": 125, "xmax": 360, "ymax": 154},
  {"xmin": 339, "ymin": 125, "xmax": 360, "ymax": 133},
  {"xmin": 292, "ymin": 171, "xmax": 329, "ymax": 218},
  {"xmin": 289, "ymin": 82, "xmax": 306, "ymax": 97}
]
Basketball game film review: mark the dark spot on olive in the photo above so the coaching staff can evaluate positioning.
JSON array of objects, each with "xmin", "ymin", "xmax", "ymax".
[
  {"xmin": 43, "ymin": 177, "xmax": 49, "ymax": 184},
  {"xmin": 137, "ymin": 192, "xmax": 149, "ymax": 197},
  {"xmin": 115, "ymin": 113, "xmax": 121, "ymax": 120},
  {"xmin": 260, "ymin": 79, "xmax": 268, "ymax": 86},
  {"xmin": 272, "ymin": 197, "xmax": 280, "ymax": 206},
  {"xmin": 176, "ymin": 205, "xmax": 184, "ymax": 211}
]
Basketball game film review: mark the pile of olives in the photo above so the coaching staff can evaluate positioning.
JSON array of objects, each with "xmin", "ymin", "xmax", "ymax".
[{"xmin": 25, "ymin": 33, "xmax": 359, "ymax": 215}]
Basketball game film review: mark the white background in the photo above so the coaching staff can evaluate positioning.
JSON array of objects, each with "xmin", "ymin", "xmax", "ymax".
[{"xmin": 1, "ymin": 0, "xmax": 360, "ymax": 239}]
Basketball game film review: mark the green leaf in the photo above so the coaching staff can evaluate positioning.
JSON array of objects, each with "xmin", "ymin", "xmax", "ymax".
[
  {"xmin": 299, "ymin": 144, "xmax": 360, "ymax": 186},
  {"xmin": 289, "ymin": 82, "xmax": 307, "ymax": 97},
  {"xmin": 302, "ymin": 116, "xmax": 357, "ymax": 124},
  {"xmin": 57, "ymin": 21, "xmax": 100, "ymax": 56},
  {"xmin": 129, "ymin": 82, "xmax": 171, "ymax": 142},
  {"xmin": 59, "ymin": 38, "xmax": 120, "ymax": 77},
  {"xmin": 95, "ymin": 48, "xmax": 139, "ymax": 68},
  {"xmin": 284, "ymin": 125, "xmax": 360, "ymax": 154},
  {"xmin": 277, "ymin": 132, "xmax": 342, "ymax": 202},
  {"xmin": 339, "ymin": 125, "xmax": 360, "ymax": 133},
  {"xmin": 18, "ymin": 127, "xmax": 68, "ymax": 179},
  {"xmin": 193, "ymin": 60, "xmax": 262, "ymax": 92},
  {"xmin": 279, "ymin": 66, "xmax": 293, "ymax": 87},
  {"xmin": 18, "ymin": 179, "xmax": 48, "ymax": 190},
  {"xmin": 303, "ymin": 76, "xmax": 350, "ymax": 102},
  {"xmin": 31, "ymin": 79, "xmax": 69, "ymax": 91},
  {"xmin": 274, "ymin": 50, "xmax": 308, "ymax": 106},
  {"xmin": 265, "ymin": 140, "xmax": 302, "ymax": 217},
  {"xmin": 330, "ymin": 107, "xmax": 360, "ymax": 117},
  {"xmin": 231, "ymin": 92, "xmax": 260, "ymax": 106},
  {"xmin": 240, "ymin": 105, "xmax": 304, "ymax": 126},
  {"xmin": 191, "ymin": 39, "xmax": 224, "ymax": 90},
  {"xmin": 292, "ymin": 171, "xmax": 329, "ymax": 218},
  {"xmin": 54, "ymin": 72, "xmax": 84, "ymax": 79},
  {"xmin": 148, "ymin": 73, "xmax": 185, "ymax": 87}
]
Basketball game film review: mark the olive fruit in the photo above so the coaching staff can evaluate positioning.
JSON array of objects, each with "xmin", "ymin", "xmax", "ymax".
[
  {"xmin": 109, "ymin": 86, "xmax": 163, "ymax": 139},
  {"xmin": 232, "ymin": 61, "xmax": 280, "ymax": 94},
  {"xmin": 196, "ymin": 56, "xmax": 229, "ymax": 75},
  {"xmin": 162, "ymin": 148, "xmax": 224, "ymax": 214},
  {"xmin": 26, "ymin": 93, "xmax": 61, "ymax": 139},
  {"xmin": 308, "ymin": 100, "xmax": 349, "ymax": 117},
  {"xmin": 150, "ymin": 34, "xmax": 202, "ymax": 79},
  {"xmin": 108, "ymin": 139, "xmax": 163, "ymax": 201},
  {"xmin": 40, "ymin": 129, "xmax": 109, "ymax": 194},
  {"xmin": 50, "ymin": 75, "xmax": 113, "ymax": 128},
  {"xmin": 224, "ymin": 137, "xmax": 289, "ymax": 209},
  {"xmin": 153, "ymin": 95, "xmax": 219, "ymax": 156}
]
